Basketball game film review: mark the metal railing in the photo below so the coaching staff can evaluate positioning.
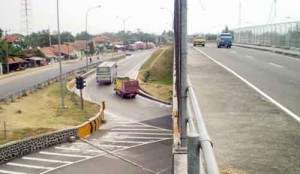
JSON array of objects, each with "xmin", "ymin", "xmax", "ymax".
[
  {"xmin": 233, "ymin": 21, "xmax": 300, "ymax": 49},
  {"xmin": 186, "ymin": 77, "xmax": 219, "ymax": 174}
]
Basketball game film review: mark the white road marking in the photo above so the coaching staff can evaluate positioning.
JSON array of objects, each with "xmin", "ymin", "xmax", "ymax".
[
  {"xmin": 104, "ymin": 136, "xmax": 168, "ymax": 140},
  {"xmin": 96, "ymin": 144, "xmax": 128, "ymax": 148},
  {"xmin": 269, "ymin": 62, "xmax": 284, "ymax": 68},
  {"xmin": 108, "ymin": 132, "xmax": 172, "ymax": 135},
  {"xmin": 114, "ymin": 124, "xmax": 156, "ymax": 128},
  {"xmin": 39, "ymin": 151, "xmax": 93, "ymax": 158},
  {"xmin": 54, "ymin": 147, "xmax": 103, "ymax": 153},
  {"xmin": 111, "ymin": 128, "xmax": 170, "ymax": 131},
  {"xmin": 6, "ymin": 163, "xmax": 54, "ymax": 170},
  {"xmin": 99, "ymin": 140, "xmax": 146, "ymax": 144},
  {"xmin": 245, "ymin": 55, "xmax": 254, "ymax": 59},
  {"xmin": 22, "ymin": 157, "xmax": 72, "ymax": 164},
  {"xmin": 194, "ymin": 47, "xmax": 300, "ymax": 123},
  {"xmin": 0, "ymin": 169, "xmax": 27, "ymax": 174}
]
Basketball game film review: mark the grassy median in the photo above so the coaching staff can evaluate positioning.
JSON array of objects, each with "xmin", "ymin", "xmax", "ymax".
[
  {"xmin": 138, "ymin": 45, "xmax": 174, "ymax": 102},
  {"xmin": 0, "ymin": 77, "xmax": 99, "ymax": 145}
]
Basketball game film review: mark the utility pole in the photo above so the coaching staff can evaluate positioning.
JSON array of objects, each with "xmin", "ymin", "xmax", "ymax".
[
  {"xmin": 238, "ymin": 0, "xmax": 241, "ymax": 43},
  {"xmin": 56, "ymin": 0, "xmax": 66, "ymax": 109},
  {"xmin": 4, "ymin": 30, "xmax": 10, "ymax": 74}
]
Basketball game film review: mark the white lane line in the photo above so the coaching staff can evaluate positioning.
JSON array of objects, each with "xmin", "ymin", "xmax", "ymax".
[
  {"xmin": 96, "ymin": 144, "xmax": 127, "ymax": 148},
  {"xmin": 40, "ymin": 137, "xmax": 171, "ymax": 174},
  {"xmin": 6, "ymin": 163, "xmax": 54, "ymax": 170},
  {"xmin": 54, "ymin": 147, "xmax": 103, "ymax": 153},
  {"xmin": 111, "ymin": 128, "xmax": 170, "ymax": 132},
  {"xmin": 104, "ymin": 136, "xmax": 168, "ymax": 140},
  {"xmin": 194, "ymin": 47, "xmax": 300, "ymax": 123},
  {"xmin": 245, "ymin": 55, "xmax": 254, "ymax": 59},
  {"xmin": 0, "ymin": 169, "xmax": 27, "ymax": 174},
  {"xmin": 39, "ymin": 151, "xmax": 93, "ymax": 158},
  {"xmin": 269, "ymin": 62, "xmax": 284, "ymax": 68},
  {"xmin": 113, "ymin": 125, "xmax": 156, "ymax": 128},
  {"xmin": 108, "ymin": 132, "xmax": 172, "ymax": 135},
  {"xmin": 99, "ymin": 140, "xmax": 145, "ymax": 144},
  {"xmin": 22, "ymin": 157, "xmax": 72, "ymax": 164}
]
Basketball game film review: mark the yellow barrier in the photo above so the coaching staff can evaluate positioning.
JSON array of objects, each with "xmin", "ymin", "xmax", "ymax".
[{"xmin": 77, "ymin": 102, "xmax": 105, "ymax": 138}]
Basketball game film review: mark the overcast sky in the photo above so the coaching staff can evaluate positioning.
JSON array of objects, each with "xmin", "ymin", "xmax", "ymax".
[{"xmin": 0, "ymin": 0, "xmax": 299, "ymax": 35}]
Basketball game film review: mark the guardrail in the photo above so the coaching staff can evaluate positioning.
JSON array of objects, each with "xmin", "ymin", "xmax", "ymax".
[
  {"xmin": 0, "ymin": 54, "xmax": 125, "ymax": 104},
  {"xmin": 186, "ymin": 78, "xmax": 219, "ymax": 174}
]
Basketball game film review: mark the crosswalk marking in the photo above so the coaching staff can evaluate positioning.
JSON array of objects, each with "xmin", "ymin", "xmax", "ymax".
[
  {"xmin": 22, "ymin": 157, "xmax": 72, "ymax": 164},
  {"xmin": 0, "ymin": 169, "xmax": 28, "ymax": 174},
  {"xmin": 111, "ymin": 128, "xmax": 170, "ymax": 131},
  {"xmin": 7, "ymin": 163, "xmax": 54, "ymax": 170},
  {"xmin": 108, "ymin": 132, "xmax": 172, "ymax": 136},
  {"xmin": 39, "ymin": 151, "xmax": 93, "ymax": 158},
  {"xmin": 55, "ymin": 147, "xmax": 103, "ymax": 153}
]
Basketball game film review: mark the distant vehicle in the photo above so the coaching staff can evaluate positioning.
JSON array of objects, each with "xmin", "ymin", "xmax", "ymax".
[
  {"xmin": 216, "ymin": 33, "xmax": 232, "ymax": 48},
  {"xmin": 193, "ymin": 34, "xmax": 206, "ymax": 47},
  {"xmin": 113, "ymin": 77, "xmax": 139, "ymax": 98},
  {"xmin": 96, "ymin": 61, "xmax": 117, "ymax": 85}
]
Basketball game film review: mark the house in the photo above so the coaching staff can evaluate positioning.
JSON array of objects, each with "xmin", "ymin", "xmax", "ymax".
[
  {"xmin": 6, "ymin": 57, "xmax": 27, "ymax": 72},
  {"xmin": 51, "ymin": 44, "xmax": 77, "ymax": 60},
  {"xmin": 93, "ymin": 35, "xmax": 111, "ymax": 52},
  {"xmin": 25, "ymin": 57, "xmax": 47, "ymax": 67},
  {"xmin": 39, "ymin": 47, "xmax": 57, "ymax": 64}
]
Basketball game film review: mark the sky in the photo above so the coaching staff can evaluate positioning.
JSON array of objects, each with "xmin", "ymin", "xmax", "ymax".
[{"xmin": 0, "ymin": 0, "xmax": 300, "ymax": 36}]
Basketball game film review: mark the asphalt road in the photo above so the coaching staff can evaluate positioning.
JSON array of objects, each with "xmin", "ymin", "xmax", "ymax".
[
  {"xmin": 0, "ymin": 54, "xmax": 121, "ymax": 99},
  {"xmin": 0, "ymin": 49, "xmax": 173, "ymax": 174},
  {"xmin": 193, "ymin": 43, "xmax": 300, "ymax": 119},
  {"xmin": 188, "ymin": 44, "xmax": 300, "ymax": 173}
]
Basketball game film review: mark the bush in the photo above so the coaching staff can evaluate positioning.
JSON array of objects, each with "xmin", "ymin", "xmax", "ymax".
[{"xmin": 143, "ymin": 71, "xmax": 151, "ymax": 83}]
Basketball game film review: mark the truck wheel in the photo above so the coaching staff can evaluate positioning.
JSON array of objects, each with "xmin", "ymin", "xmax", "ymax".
[
  {"xmin": 203, "ymin": 44, "xmax": 205, "ymax": 47},
  {"xmin": 217, "ymin": 45, "xmax": 221, "ymax": 48},
  {"xmin": 132, "ymin": 95, "xmax": 136, "ymax": 99}
]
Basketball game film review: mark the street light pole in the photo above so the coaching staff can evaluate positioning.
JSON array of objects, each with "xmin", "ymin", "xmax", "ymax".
[
  {"xmin": 56, "ymin": 0, "xmax": 66, "ymax": 109},
  {"xmin": 85, "ymin": 5, "xmax": 101, "ymax": 71}
]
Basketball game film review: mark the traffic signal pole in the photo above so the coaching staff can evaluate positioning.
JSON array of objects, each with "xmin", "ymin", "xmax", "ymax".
[{"xmin": 76, "ymin": 76, "xmax": 86, "ymax": 110}]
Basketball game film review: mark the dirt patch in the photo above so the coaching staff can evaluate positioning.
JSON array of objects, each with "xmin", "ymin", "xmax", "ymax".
[{"xmin": 0, "ymin": 80, "xmax": 99, "ymax": 145}]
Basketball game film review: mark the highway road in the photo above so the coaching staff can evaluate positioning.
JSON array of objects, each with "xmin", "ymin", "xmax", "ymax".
[
  {"xmin": 193, "ymin": 43, "xmax": 300, "ymax": 119},
  {"xmin": 189, "ymin": 44, "xmax": 300, "ymax": 173},
  {"xmin": 0, "ymin": 54, "xmax": 122, "ymax": 99},
  {"xmin": 0, "ymin": 49, "xmax": 173, "ymax": 174}
]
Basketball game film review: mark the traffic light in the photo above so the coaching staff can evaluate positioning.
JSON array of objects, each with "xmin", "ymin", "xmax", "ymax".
[{"xmin": 76, "ymin": 76, "xmax": 86, "ymax": 90}]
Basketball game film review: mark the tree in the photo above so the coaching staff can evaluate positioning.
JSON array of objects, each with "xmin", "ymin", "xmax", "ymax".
[
  {"xmin": 88, "ymin": 41, "xmax": 95, "ymax": 55},
  {"xmin": 75, "ymin": 31, "xmax": 93, "ymax": 40},
  {"xmin": 61, "ymin": 31, "xmax": 75, "ymax": 43},
  {"xmin": 0, "ymin": 41, "xmax": 25, "ymax": 73},
  {"xmin": 0, "ymin": 28, "xmax": 3, "ymax": 38}
]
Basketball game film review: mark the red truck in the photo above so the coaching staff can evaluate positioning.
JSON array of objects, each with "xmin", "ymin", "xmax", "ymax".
[{"xmin": 113, "ymin": 77, "xmax": 139, "ymax": 98}]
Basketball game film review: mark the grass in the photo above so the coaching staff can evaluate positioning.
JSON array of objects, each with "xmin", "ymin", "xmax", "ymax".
[
  {"xmin": 138, "ymin": 45, "xmax": 174, "ymax": 102},
  {"xmin": 0, "ymin": 79, "xmax": 99, "ymax": 145}
]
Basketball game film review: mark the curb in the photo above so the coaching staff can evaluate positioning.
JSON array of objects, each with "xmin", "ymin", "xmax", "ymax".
[{"xmin": 234, "ymin": 44, "xmax": 300, "ymax": 58}]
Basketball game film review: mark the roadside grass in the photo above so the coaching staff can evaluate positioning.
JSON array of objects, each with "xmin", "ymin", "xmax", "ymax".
[
  {"xmin": 138, "ymin": 45, "xmax": 173, "ymax": 102},
  {"xmin": 0, "ymin": 78, "xmax": 99, "ymax": 145}
]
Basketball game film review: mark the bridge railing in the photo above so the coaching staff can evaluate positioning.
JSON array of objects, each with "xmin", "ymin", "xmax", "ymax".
[
  {"xmin": 233, "ymin": 21, "xmax": 300, "ymax": 49},
  {"xmin": 186, "ymin": 77, "xmax": 219, "ymax": 174}
]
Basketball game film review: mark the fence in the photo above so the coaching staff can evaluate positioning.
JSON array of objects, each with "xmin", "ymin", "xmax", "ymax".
[
  {"xmin": 186, "ymin": 77, "xmax": 219, "ymax": 174},
  {"xmin": 233, "ymin": 21, "xmax": 300, "ymax": 49}
]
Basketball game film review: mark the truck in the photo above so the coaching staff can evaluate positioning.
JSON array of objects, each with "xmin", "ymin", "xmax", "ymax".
[
  {"xmin": 113, "ymin": 77, "xmax": 139, "ymax": 98},
  {"xmin": 216, "ymin": 33, "xmax": 232, "ymax": 48},
  {"xmin": 193, "ymin": 34, "xmax": 206, "ymax": 47}
]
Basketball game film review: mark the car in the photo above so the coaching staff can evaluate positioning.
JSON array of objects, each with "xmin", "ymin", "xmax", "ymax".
[
  {"xmin": 193, "ymin": 34, "xmax": 206, "ymax": 47},
  {"xmin": 216, "ymin": 33, "xmax": 232, "ymax": 48}
]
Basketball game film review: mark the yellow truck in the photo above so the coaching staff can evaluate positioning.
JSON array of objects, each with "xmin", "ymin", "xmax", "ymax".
[
  {"xmin": 193, "ymin": 34, "xmax": 206, "ymax": 47},
  {"xmin": 113, "ymin": 77, "xmax": 139, "ymax": 98}
]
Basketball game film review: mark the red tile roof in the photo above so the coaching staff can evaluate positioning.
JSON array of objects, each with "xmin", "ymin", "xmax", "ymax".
[
  {"xmin": 5, "ymin": 35, "xmax": 21, "ymax": 43},
  {"xmin": 51, "ymin": 44, "xmax": 76, "ymax": 55},
  {"xmin": 7, "ymin": 57, "xmax": 26, "ymax": 64},
  {"xmin": 74, "ymin": 40, "xmax": 87, "ymax": 51}
]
